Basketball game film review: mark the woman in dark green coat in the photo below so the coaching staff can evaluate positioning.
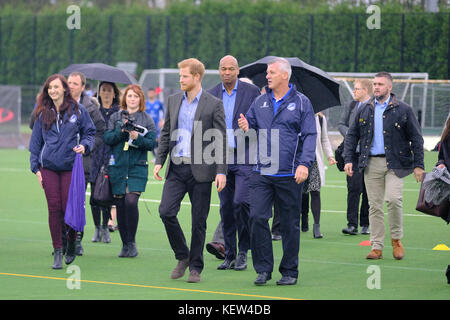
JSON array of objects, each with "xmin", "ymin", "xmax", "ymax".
[{"xmin": 104, "ymin": 84, "xmax": 156, "ymax": 258}]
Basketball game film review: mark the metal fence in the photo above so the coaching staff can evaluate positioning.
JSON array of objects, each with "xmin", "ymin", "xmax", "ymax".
[
  {"xmin": 17, "ymin": 71, "xmax": 449, "ymax": 140},
  {"xmin": 1, "ymin": 12, "xmax": 449, "ymax": 86}
]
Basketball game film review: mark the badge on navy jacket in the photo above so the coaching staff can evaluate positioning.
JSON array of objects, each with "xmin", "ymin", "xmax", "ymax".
[{"xmin": 287, "ymin": 103, "xmax": 296, "ymax": 111}]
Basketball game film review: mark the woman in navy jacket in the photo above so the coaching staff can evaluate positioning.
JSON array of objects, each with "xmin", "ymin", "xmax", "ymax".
[{"xmin": 29, "ymin": 74, "xmax": 95, "ymax": 269}]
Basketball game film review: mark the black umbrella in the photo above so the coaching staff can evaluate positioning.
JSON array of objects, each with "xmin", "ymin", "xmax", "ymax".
[
  {"xmin": 60, "ymin": 63, "xmax": 137, "ymax": 84},
  {"xmin": 239, "ymin": 56, "xmax": 341, "ymax": 113}
]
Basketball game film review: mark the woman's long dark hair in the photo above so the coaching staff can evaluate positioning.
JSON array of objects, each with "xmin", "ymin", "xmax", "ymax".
[
  {"xmin": 441, "ymin": 116, "xmax": 450, "ymax": 143},
  {"xmin": 35, "ymin": 74, "xmax": 78, "ymax": 131},
  {"xmin": 97, "ymin": 81, "xmax": 121, "ymax": 107}
]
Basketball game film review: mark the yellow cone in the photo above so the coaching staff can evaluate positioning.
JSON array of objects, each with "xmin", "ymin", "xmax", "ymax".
[{"xmin": 432, "ymin": 244, "xmax": 450, "ymax": 251}]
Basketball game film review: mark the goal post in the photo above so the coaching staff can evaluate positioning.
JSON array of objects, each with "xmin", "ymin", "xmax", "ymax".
[{"xmin": 0, "ymin": 85, "xmax": 24, "ymax": 149}]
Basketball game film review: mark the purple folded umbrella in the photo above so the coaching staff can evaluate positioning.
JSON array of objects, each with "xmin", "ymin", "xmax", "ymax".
[{"xmin": 65, "ymin": 153, "xmax": 86, "ymax": 232}]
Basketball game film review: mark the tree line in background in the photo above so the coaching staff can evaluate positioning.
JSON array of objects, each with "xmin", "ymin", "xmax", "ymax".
[
  {"xmin": 1, "ymin": 0, "xmax": 449, "ymax": 13},
  {"xmin": 0, "ymin": 0, "xmax": 449, "ymax": 85}
]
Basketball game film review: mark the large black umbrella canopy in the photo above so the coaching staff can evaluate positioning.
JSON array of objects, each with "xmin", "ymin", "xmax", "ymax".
[
  {"xmin": 60, "ymin": 63, "xmax": 137, "ymax": 84},
  {"xmin": 239, "ymin": 56, "xmax": 341, "ymax": 113}
]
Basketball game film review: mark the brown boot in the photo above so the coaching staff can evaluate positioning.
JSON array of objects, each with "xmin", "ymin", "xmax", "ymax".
[
  {"xmin": 187, "ymin": 270, "xmax": 201, "ymax": 283},
  {"xmin": 392, "ymin": 239, "xmax": 404, "ymax": 260},
  {"xmin": 366, "ymin": 249, "xmax": 383, "ymax": 259},
  {"xmin": 171, "ymin": 258, "xmax": 189, "ymax": 279}
]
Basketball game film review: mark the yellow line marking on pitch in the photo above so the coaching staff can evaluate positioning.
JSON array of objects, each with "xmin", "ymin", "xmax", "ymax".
[{"xmin": 0, "ymin": 272, "xmax": 302, "ymax": 300}]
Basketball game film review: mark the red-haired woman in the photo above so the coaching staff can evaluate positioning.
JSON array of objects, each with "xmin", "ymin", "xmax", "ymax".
[
  {"xmin": 104, "ymin": 84, "xmax": 156, "ymax": 258},
  {"xmin": 29, "ymin": 74, "xmax": 96, "ymax": 269}
]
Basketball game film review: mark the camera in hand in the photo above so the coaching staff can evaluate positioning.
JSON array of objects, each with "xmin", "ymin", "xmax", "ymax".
[{"xmin": 121, "ymin": 110, "xmax": 145, "ymax": 134}]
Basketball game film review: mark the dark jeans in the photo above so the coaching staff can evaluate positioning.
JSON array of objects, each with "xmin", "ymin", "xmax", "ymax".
[
  {"xmin": 159, "ymin": 163, "xmax": 212, "ymax": 273},
  {"xmin": 346, "ymin": 167, "xmax": 369, "ymax": 228},
  {"xmin": 218, "ymin": 164, "xmax": 251, "ymax": 260},
  {"xmin": 249, "ymin": 173, "xmax": 303, "ymax": 278},
  {"xmin": 41, "ymin": 167, "xmax": 76, "ymax": 249}
]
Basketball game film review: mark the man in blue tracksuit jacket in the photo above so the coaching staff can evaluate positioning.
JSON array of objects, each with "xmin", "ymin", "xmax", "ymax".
[{"xmin": 238, "ymin": 57, "xmax": 317, "ymax": 286}]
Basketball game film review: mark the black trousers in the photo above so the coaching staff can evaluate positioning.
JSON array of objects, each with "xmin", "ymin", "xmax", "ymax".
[
  {"xmin": 249, "ymin": 172, "xmax": 303, "ymax": 278},
  {"xmin": 159, "ymin": 163, "xmax": 212, "ymax": 273},
  {"xmin": 346, "ymin": 166, "xmax": 369, "ymax": 228},
  {"xmin": 218, "ymin": 164, "xmax": 251, "ymax": 260}
]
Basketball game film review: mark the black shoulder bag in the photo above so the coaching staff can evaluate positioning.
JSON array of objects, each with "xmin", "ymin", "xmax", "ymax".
[{"xmin": 91, "ymin": 165, "xmax": 115, "ymax": 207}]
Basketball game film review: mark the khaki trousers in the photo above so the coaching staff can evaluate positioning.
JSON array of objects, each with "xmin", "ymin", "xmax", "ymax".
[{"xmin": 364, "ymin": 157, "xmax": 404, "ymax": 250}]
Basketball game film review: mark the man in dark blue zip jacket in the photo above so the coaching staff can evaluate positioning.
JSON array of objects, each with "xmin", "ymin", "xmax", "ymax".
[{"xmin": 238, "ymin": 57, "xmax": 317, "ymax": 286}]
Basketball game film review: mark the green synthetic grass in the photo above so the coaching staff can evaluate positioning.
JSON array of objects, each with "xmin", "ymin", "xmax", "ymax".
[{"xmin": 0, "ymin": 149, "xmax": 448, "ymax": 300}]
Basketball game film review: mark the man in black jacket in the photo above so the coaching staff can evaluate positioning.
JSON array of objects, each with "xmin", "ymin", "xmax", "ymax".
[
  {"xmin": 68, "ymin": 72, "xmax": 106, "ymax": 253},
  {"xmin": 344, "ymin": 72, "xmax": 424, "ymax": 261},
  {"xmin": 338, "ymin": 79, "xmax": 372, "ymax": 236}
]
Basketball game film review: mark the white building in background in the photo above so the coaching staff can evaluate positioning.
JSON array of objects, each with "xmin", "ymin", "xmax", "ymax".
[{"xmin": 330, "ymin": 0, "xmax": 440, "ymax": 11}]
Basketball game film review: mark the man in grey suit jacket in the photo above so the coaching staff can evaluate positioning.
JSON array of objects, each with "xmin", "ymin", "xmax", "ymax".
[
  {"xmin": 338, "ymin": 79, "xmax": 372, "ymax": 236},
  {"xmin": 154, "ymin": 58, "xmax": 227, "ymax": 283}
]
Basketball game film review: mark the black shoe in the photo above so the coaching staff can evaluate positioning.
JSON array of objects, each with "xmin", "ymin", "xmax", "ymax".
[
  {"xmin": 301, "ymin": 225, "xmax": 309, "ymax": 232},
  {"xmin": 254, "ymin": 272, "xmax": 271, "ymax": 285},
  {"xmin": 65, "ymin": 241, "xmax": 76, "ymax": 265},
  {"xmin": 75, "ymin": 232, "xmax": 83, "ymax": 256},
  {"xmin": 102, "ymin": 225, "xmax": 111, "ymax": 243},
  {"xmin": 276, "ymin": 276, "xmax": 297, "ymax": 286},
  {"xmin": 313, "ymin": 224, "xmax": 323, "ymax": 238},
  {"xmin": 52, "ymin": 248, "xmax": 63, "ymax": 269},
  {"xmin": 342, "ymin": 225, "xmax": 358, "ymax": 235},
  {"xmin": 234, "ymin": 252, "xmax": 247, "ymax": 271},
  {"xmin": 92, "ymin": 226, "xmax": 102, "ymax": 242},
  {"xmin": 127, "ymin": 242, "xmax": 138, "ymax": 257},
  {"xmin": 75, "ymin": 241, "xmax": 83, "ymax": 256},
  {"xmin": 218, "ymin": 259, "xmax": 235, "ymax": 270},
  {"xmin": 206, "ymin": 242, "xmax": 225, "ymax": 260},
  {"xmin": 118, "ymin": 244, "xmax": 129, "ymax": 257},
  {"xmin": 361, "ymin": 226, "xmax": 370, "ymax": 235}
]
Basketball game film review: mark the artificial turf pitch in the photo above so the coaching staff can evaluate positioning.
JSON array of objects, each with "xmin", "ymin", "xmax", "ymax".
[{"xmin": 0, "ymin": 149, "xmax": 448, "ymax": 300}]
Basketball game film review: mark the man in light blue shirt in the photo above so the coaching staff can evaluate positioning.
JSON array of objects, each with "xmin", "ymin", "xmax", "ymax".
[
  {"xmin": 172, "ymin": 89, "xmax": 202, "ymax": 157},
  {"xmin": 222, "ymin": 81, "xmax": 238, "ymax": 148},
  {"xmin": 370, "ymin": 95, "xmax": 390, "ymax": 155}
]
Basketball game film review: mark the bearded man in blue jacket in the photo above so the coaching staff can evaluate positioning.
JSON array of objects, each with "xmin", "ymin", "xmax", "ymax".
[{"xmin": 238, "ymin": 57, "xmax": 317, "ymax": 286}]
